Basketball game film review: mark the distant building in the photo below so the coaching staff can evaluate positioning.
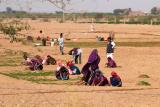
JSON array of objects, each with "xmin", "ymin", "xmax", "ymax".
[
  {"xmin": 128, "ymin": 11, "xmax": 146, "ymax": 17},
  {"xmin": 113, "ymin": 8, "xmax": 132, "ymax": 15}
]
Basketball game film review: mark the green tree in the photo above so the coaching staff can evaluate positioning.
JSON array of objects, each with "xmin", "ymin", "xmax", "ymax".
[
  {"xmin": 151, "ymin": 7, "xmax": 158, "ymax": 15},
  {"xmin": 0, "ymin": 20, "xmax": 30, "ymax": 43}
]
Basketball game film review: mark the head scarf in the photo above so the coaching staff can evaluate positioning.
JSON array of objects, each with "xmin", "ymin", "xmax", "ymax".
[
  {"xmin": 66, "ymin": 60, "xmax": 74, "ymax": 67},
  {"xmin": 88, "ymin": 49, "xmax": 98, "ymax": 63},
  {"xmin": 57, "ymin": 60, "xmax": 63, "ymax": 66},
  {"xmin": 111, "ymin": 71, "xmax": 121, "ymax": 80}
]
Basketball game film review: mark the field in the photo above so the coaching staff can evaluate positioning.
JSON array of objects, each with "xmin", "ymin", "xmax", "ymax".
[{"xmin": 0, "ymin": 19, "xmax": 160, "ymax": 107}]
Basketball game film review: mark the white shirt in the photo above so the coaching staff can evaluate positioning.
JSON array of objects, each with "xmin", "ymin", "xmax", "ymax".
[
  {"xmin": 77, "ymin": 48, "xmax": 82, "ymax": 55},
  {"xmin": 58, "ymin": 38, "xmax": 64, "ymax": 47},
  {"xmin": 111, "ymin": 41, "xmax": 116, "ymax": 48},
  {"xmin": 90, "ymin": 24, "xmax": 95, "ymax": 32}
]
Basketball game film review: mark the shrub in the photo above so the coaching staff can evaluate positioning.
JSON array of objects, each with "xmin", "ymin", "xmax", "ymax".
[
  {"xmin": 31, "ymin": 16, "xmax": 37, "ymax": 20},
  {"xmin": 42, "ymin": 18, "xmax": 50, "ymax": 22},
  {"xmin": 137, "ymin": 81, "xmax": 151, "ymax": 86},
  {"xmin": 26, "ymin": 36, "xmax": 34, "ymax": 42},
  {"xmin": 138, "ymin": 74, "xmax": 150, "ymax": 78}
]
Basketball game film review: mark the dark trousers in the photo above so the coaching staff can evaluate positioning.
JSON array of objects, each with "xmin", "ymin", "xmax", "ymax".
[
  {"xmin": 75, "ymin": 55, "xmax": 79, "ymax": 64},
  {"xmin": 59, "ymin": 46, "xmax": 64, "ymax": 55},
  {"xmin": 74, "ymin": 53, "xmax": 82, "ymax": 64},
  {"xmin": 79, "ymin": 53, "xmax": 82, "ymax": 64}
]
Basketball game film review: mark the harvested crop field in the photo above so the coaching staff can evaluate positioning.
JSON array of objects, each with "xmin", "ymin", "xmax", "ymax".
[{"xmin": 0, "ymin": 21, "xmax": 160, "ymax": 107}]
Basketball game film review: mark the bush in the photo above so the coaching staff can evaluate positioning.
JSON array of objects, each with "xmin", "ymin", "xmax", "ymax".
[
  {"xmin": 26, "ymin": 36, "xmax": 34, "ymax": 42},
  {"xmin": 31, "ymin": 16, "xmax": 37, "ymax": 20},
  {"xmin": 138, "ymin": 74, "xmax": 150, "ymax": 78},
  {"xmin": 42, "ymin": 18, "xmax": 50, "ymax": 22},
  {"xmin": 137, "ymin": 81, "xmax": 151, "ymax": 86}
]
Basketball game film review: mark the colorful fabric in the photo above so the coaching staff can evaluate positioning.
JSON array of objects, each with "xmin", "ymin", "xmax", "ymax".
[
  {"xmin": 88, "ymin": 49, "xmax": 100, "ymax": 71},
  {"xmin": 70, "ymin": 65, "xmax": 81, "ymax": 75},
  {"xmin": 106, "ymin": 57, "xmax": 117, "ymax": 68},
  {"xmin": 55, "ymin": 66, "xmax": 69, "ymax": 80},
  {"xmin": 81, "ymin": 49, "xmax": 101, "ymax": 85},
  {"xmin": 110, "ymin": 71, "xmax": 122, "ymax": 87},
  {"xmin": 46, "ymin": 55, "xmax": 56, "ymax": 65},
  {"xmin": 29, "ymin": 59, "xmax": 43, "ymax": 71}
]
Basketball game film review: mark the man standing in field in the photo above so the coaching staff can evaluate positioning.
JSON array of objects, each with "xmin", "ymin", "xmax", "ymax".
[
  {"xmin": 106, "ymin": 37, "xmax": 116, "ymax": 59},
  {"xmin": 58, "ymin": 33, "xmax": 64, "ymax": 55}
]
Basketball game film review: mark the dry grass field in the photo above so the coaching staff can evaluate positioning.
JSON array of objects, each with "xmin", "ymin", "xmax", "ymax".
[{"xmin": 0, "ymin": 19, "xmax": 160, "ymax": 107}]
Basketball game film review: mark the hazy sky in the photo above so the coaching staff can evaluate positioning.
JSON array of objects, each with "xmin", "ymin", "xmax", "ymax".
[{"xmin": 0, "ymin": 0, "xmax": 160, "ymax": 13}]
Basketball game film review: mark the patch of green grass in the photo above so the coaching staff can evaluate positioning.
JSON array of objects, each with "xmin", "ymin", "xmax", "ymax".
[
  {"xmin": 0, "ymin": 63, "xmax": 19, "ymax": 67},
  {"xmin": 0, "ymin": 71, "xmax": 54, "ymax": 81},
  {"xmin": 7, "ymin": 71, "xmax": 54, "ymax": 77},
  {"xmin": 65, "ymin": 42, "xmax": 105, "ymax": 48},
  {"xmin": 0, "ymin": 56, "xmax": 22, "ymax": 66},
  {"xmin": 65, "ymin": 41, "xmax": 160, "ymax": 48},
  {"xmin": 138, "ymin": 74, "xmax": 150, "ymax": 78},
  {"xmin": 0, "ymin": 71, "xmax": 81, "ymax": 85},
  {"xmin": 0, "ymin": 49, "xmax": 26, "ymax": 67},
  {"xmin": 117, "ymin": 42, "xmax": 160, "ymax": 47},
  {"xmin": 137, "ymin": 81, "xmax": 151, "ymax": 86}
]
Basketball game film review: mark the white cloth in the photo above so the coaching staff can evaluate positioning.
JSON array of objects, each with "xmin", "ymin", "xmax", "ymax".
[
  {"xmin": 56, "ymin": 66, "xmax": 61, "ymax": 71},
  {"xmin": 106, "ymin": 41, "xmax": 115, "ymax": 59},
  {"xmin": 111, "ymin": 41, "xmax": 116, "ymax": 48},
  {"xmin": 51, "ymin": 41, "xmax": 54, "ymax": 47},
  {"xmin": 56, "ymin": 64, "xmax": 65, "ymax": 71},
  {"xmin": 107, "ymin": 53, "xmax": 113, "ymax": 59},
  {"xmin": 77, "ymin": 48, "xmax": 82, "ymax": 55},
  {"xmin": 58, "ymin": 38, "xmax": 64, "ymax": 47},
  {"xmin": 90, "ymin": 24, "xmax": 95, "ymax": 32},
  {"xmin": 42, "ymin": 59, "xmax": 46, "ymax": 65}
]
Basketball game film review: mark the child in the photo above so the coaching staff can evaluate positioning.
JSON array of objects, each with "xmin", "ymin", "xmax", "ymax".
[{"xmin": 110, "ymin": 71, "xmax": 122, "ymax": 87}]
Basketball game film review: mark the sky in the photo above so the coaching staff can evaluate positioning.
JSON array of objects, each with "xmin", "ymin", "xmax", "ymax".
[{"xmin": 0, "ymin": 0, "xmax": 160, "ymax": 13}]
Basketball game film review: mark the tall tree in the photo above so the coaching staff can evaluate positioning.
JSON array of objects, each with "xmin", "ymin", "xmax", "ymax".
[
  {"xmin": 6, "ymin": 7, "xmax": 12, "ymax": 13},
  {"xmin": 46, "ymin": 0, "xmax": 71, "ymax": 22},
  {"xmin": 151, "ymin": 7, "xmax": 160, "ymax": 15}
]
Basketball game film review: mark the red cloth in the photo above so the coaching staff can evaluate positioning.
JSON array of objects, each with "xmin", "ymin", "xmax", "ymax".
[
  {"xmin": 111, "ymin": 71, "xmax": 121, "ymax": 81},
  {"xmin": 67, "ymin": 61, "xmax": 74, "ymax": 67}
]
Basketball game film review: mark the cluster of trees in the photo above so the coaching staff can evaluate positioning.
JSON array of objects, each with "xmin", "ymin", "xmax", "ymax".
[
  {"xmin": 151, "ymin": 7, "xmax": 160, "ymax": 15},
  {"xmin": 113, "ymin": 8, "xmax": 131, "ymax": 15},
  {"xmin": 113, "ymin": 7, "xmax": 160, "ymax": 16},
  {"xmin": 0, "ymin": 0, "xmax": 160, "ymax": 25}
]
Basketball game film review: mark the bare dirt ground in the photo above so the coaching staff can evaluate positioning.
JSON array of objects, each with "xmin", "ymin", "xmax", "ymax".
[{"xmin": 0, "ymin": 20, "xmax": 160, "ymax": 107}]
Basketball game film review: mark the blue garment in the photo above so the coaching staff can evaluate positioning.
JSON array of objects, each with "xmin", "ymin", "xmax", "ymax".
[
  {"xmin": 70, "ymin": 65, "xmax": 81, "ymax": 75},
  {"xmin": 110, "ymin": 77, "xmax": 122, "ymax": 87}
]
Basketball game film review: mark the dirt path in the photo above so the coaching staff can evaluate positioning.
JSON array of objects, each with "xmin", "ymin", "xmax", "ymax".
[{"xmin": 0, "ymin": 74, "xmax": 160, "ymax": 107}]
